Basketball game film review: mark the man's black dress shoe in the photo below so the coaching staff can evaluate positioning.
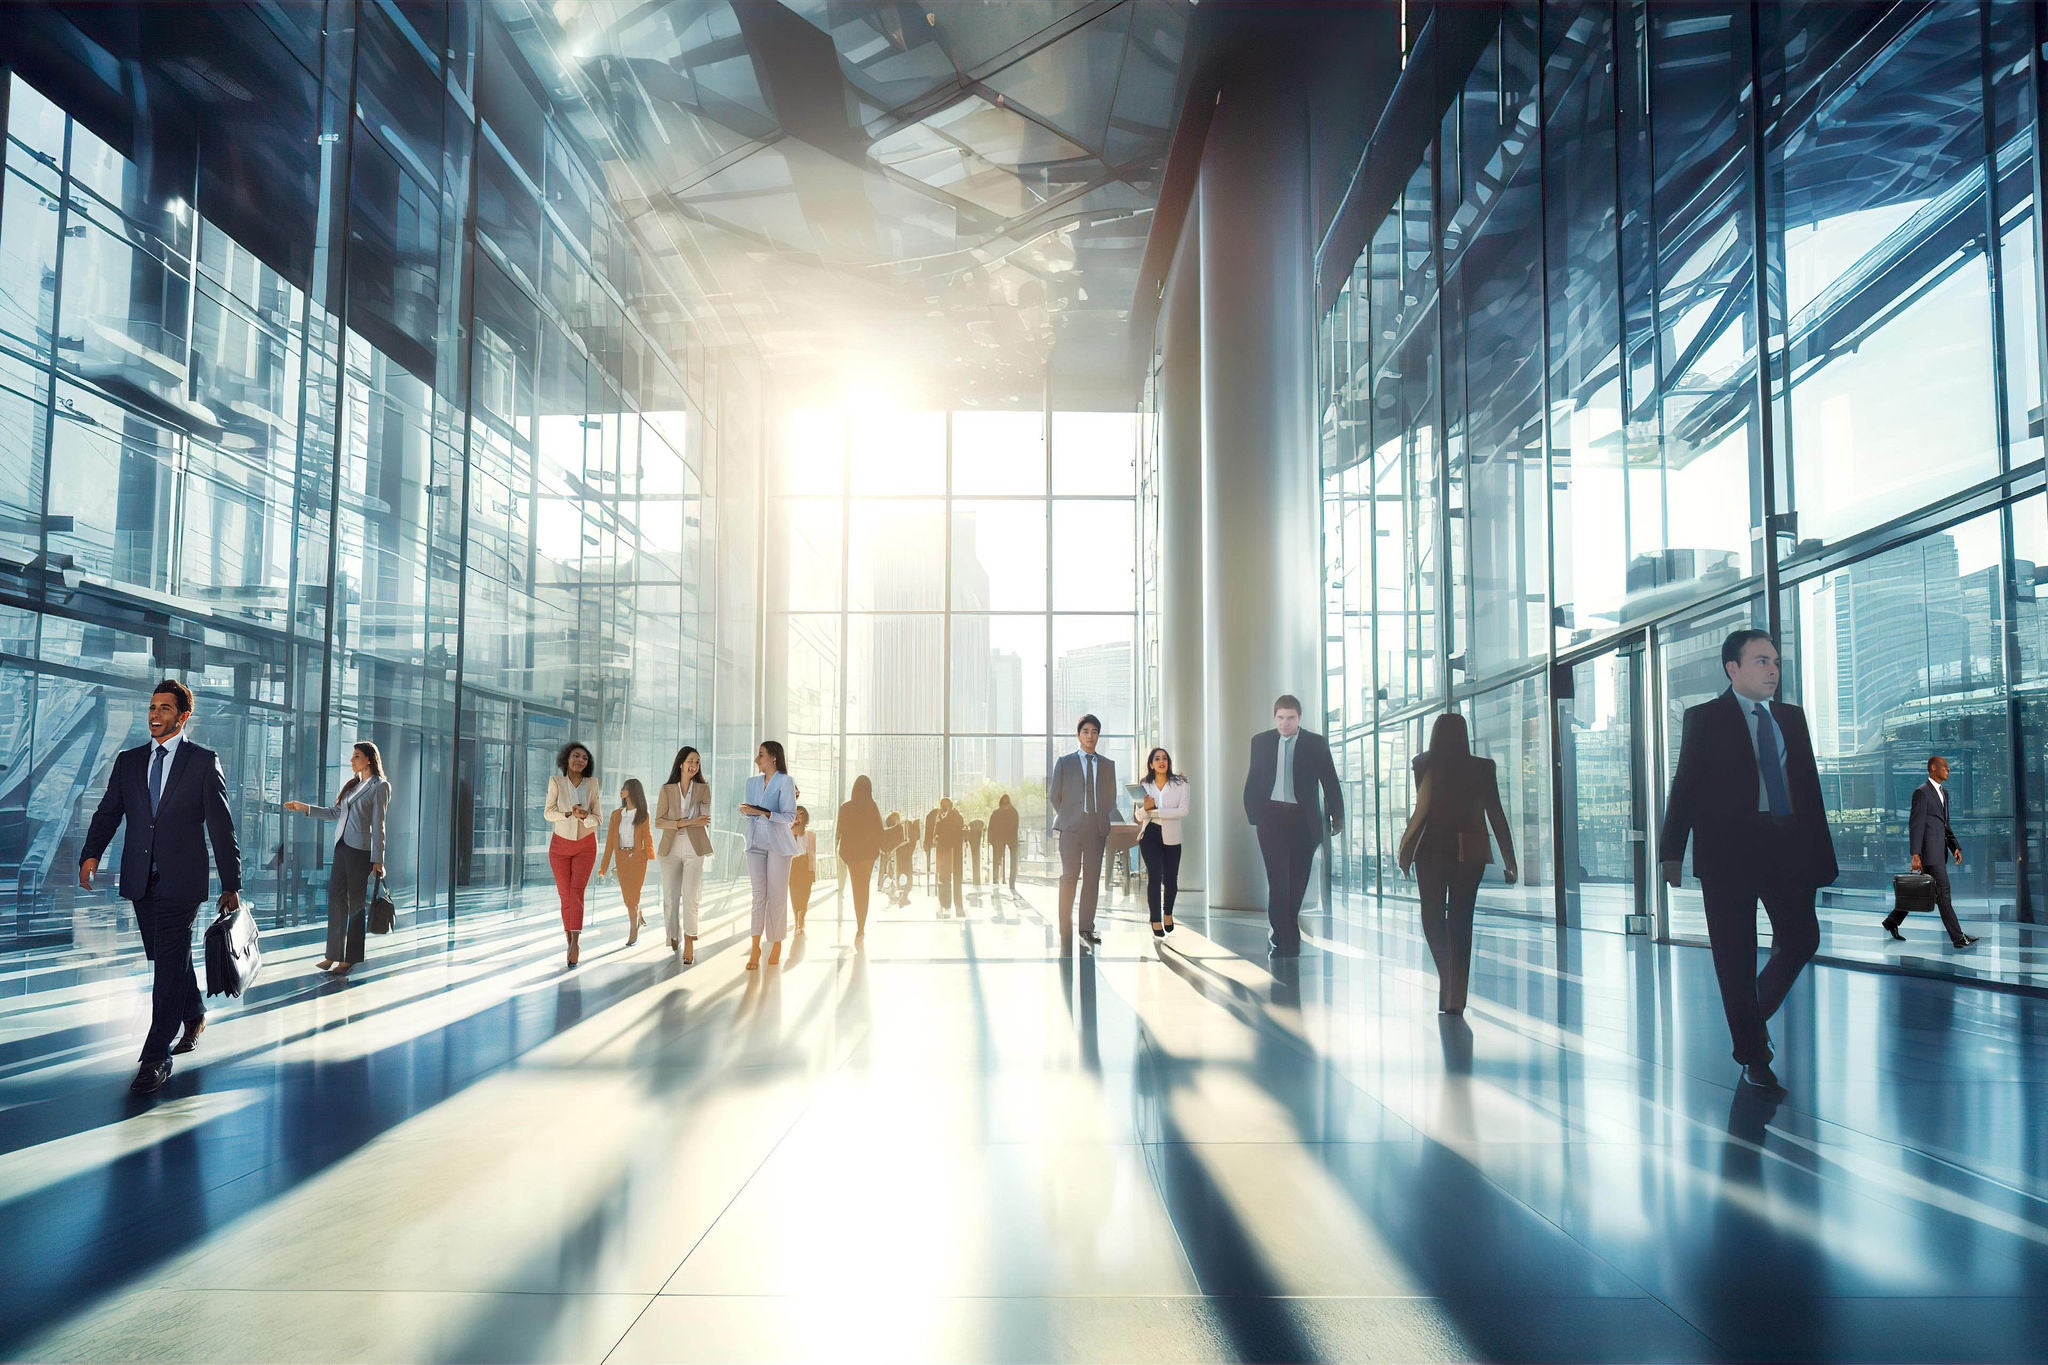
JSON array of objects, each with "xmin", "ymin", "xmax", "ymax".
[
  {"xmin": 1952, "ymin": 934, "xmax": 1980, "ymax": 948},
  {"xmin": 171, "ymin": 1018, "xmax": 206, "ymax": 1055},
  {"xmin": 1882, "ymin": 921, "xmax": 1906, "ymax": 942},
  {"xmin": 1738, "ymin": 1061, "xmax": 1782, "ymax": 1092},
  {"xmin": 130, "ymin": 1060, "xmax": 172, "ymax": 1093}
]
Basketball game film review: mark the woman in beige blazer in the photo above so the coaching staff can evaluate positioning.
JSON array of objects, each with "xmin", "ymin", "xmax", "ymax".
[
  {"xmin": 598, "ymin": 778, "xmax": 653, "ymax": 946},
  {"xmin": 545, "ymin": 742, "xmax": 603, "ymax": 967},
  {"xmin": 654, "ymin": 746, "xmax": 713, "ymax": 964}
]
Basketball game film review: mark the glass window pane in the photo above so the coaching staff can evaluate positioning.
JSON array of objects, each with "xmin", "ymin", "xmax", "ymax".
[
  {"xmin": 847, "ymin": 499, "xmax": 944, "ymax": 610},
  {"xmin": 1052, "ymin": 614, "xmax": 1134, "ymax": 737},
  {"xmin": 775, "ymin": 497, "xmax": 843, "ymax": 612},
  {"xmin": 951, "ymin": 614, "xmax": 1047, "ymax": 733},
  {"xmin": 844, "ymin": 735, "xmax": 944, "ymax": 824},
  {"xmin": 952, "ymin": 409, "xmax": 1046, "ymax": 494},
  {"xmin": 780, "ymin": 407, "xmax": 846, "ymax": 494},
  {"xmin": 849, "ymin": 408, "xmax": 945, "ymax": 493},
  {"xmin": 777, "ymin": 611, "xmax": 841, "ymax": 737},
  {"xmin": 1052, "ymin": 501, "xmax": 1134, "ymax": 611},
  {"xmin": 847, "ymin": 614, "xmax": 944, "ymax": 732},
  {"xmin": 950, "ymin": 735, "xmax": 1050, "ymax": 869},
  {"xmin": 952, "ymin": 499, "xmax": 1046, "ymax": 611},
  {"xmin": 1051, "ymin": 411, "xmax": 1136, "ymax": 494}
]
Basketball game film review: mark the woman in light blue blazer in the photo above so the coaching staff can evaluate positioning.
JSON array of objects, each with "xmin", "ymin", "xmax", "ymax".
[{"xmin": 740, "ymin": 739, "xmax": 799, "ymax": 970}]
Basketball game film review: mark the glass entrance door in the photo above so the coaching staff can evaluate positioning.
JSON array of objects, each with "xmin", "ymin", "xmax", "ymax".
[{"xmin": 1559, "ymin": 642, "xmax": 1648, "ymax": 933}]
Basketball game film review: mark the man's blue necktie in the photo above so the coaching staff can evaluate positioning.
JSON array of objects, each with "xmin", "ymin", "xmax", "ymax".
[
  {"xmin": 1753, "ymin": 705, "xmax": 1790, "ymax": 816},
  {"xmin": 149, "ymin": 744, "xmax": 167, "ymax": 816}
]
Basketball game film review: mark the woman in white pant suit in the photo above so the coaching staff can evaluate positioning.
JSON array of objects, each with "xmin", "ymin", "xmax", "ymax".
[
  {"xmin": 740, "ymin": 740, "xmax": 799, "ymax": 970},
  {"xmin": 654, "ymin": 746, "xmax": 713, "ymax": 964}
]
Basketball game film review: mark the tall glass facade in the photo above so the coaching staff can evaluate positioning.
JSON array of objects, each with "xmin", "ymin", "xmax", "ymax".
[
  {"xmin": 763, "ymin": 405, "xmax": 1142, "ymax": 877},
  {"xmin": 1319, "ymin": 0, "xmax": 2048, "ymax": 936},
  {"xmin": 0, "ymin": 6, "xmax": 749, "ymax": 953}
]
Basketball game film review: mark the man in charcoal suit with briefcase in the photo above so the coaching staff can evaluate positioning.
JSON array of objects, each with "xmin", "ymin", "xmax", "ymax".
[{"xmin": 1884, "ymin": 754, "xmax": 1977, "ymax": 949}]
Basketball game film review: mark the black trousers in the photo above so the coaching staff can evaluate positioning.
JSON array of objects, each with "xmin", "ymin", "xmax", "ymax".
[
  {"xmin": 1256, "ymin": 805, "xmax": 1320, "ymax": 953},
  {"xmin": 1883, "ymin": 861, "xmax": 1966, "ymax": 942},
  {"xmin": 1700, "ymin": 874, "xmax": 1820, "ymax": 1066},
  {"xmin": 327, "ymin": 841, "xmax": 374, "ymax": 963},
  {"xmin": 1139, "ymin": 825, "xmax": 1181, "ymax": 924},
  {"xmin": 1415, "ymin": 860, "xmax": 1485, "ymax": 1011},
  {"xmin": 133, "ymin": 893, "xmax": 204, "ymax": 1064}
]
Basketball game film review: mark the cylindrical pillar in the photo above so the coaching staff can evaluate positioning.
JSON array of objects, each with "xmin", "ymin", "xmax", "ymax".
[
  {"xmin": 1199, "ymin": 80, "xmax": 1319, "ymax": 913},
  {"xmin": 1158, "ymin": 206, "xmax": 1205, "ymax": 891}
]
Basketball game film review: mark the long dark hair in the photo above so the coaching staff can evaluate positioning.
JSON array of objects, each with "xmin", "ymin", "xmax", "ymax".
[
  {"xmin": 758, "ymin": 739, "xmax": 787, "ymax": 774},
  {"xmin": 620, "ymin": 778, "xmax": 650, "ymax": 828},
  {"xmin": 1426, "ymin": 712, "xmax": 1472, "ymax": 770},
  {"xmin": 556, "ymin": 742, "xmax": 596, "ymax": 780},
  {"xmin": 339, "ymin": 740, "xmax": 385, "ymax": 799},
  {"xmin": 1144, "ymin": 746, "xmax": 1185, "ymax": 785},
  {"xmin": 667, "ymin": 745, "xmax": 706, "ymax": 795}
]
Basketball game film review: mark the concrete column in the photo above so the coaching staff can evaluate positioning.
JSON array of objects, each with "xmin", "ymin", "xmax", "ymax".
[
  {"xmin": 1157, "ymin": 207, "xmax": 1205, "ymax": 891},
  {"xmin": 1199, "ymin": 79, "xmax": 1319, "ymax": 913}
]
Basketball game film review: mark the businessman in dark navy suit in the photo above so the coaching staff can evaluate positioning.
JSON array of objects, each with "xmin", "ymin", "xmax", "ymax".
[
  {"xmin": 79, "ymin": 679, "xmax": 242, "ymax": 1093},
  {"xmin": 1659, "ymin": 631, "xmax": 1836, "ymax": 1093}
]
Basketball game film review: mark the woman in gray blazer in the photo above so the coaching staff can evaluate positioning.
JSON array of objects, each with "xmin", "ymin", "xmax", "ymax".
[{"xmin": 285, "ymin": 741, "xmax": 392, "ymax": 976}]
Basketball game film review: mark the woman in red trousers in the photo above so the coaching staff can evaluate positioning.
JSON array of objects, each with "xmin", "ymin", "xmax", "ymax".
[{"xmin": 544, "ymin": 742, "xmax": 603, "ymax": 967}]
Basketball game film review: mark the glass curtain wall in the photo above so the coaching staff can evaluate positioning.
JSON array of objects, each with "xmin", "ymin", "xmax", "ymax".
[
  {"xmin": 764, "ymin": 405, "xmax": 1142, "ymax": 882},
  {"xmin": 1317, "ymin": 0, "xmax": 2048, "ymax": 937},
  {"xmin": 0, "ymin": 5, "xmax": 736, "ymax": 955}
]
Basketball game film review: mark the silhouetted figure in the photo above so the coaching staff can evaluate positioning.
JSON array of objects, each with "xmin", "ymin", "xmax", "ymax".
[
  {"xmin": 1136, "ymin": 746, "xmax": 1190, "ymax": 937},
  {"xmin": 79, "ymin": 679, "xmax": 242, "ymax": 1092},
  {"xmin": 1887, "ymin": 754, "xmax": 1976, "ymax": 948},
  {"xmin": 1051, "ymin": 714, "xmax": 1119, "ymax": 949},
  {"xmin": 924, "ymin": 806, "xmax": 940, "ymax": 886},
  {"xmin": 789, "ymin": 805, "xmax": 817, "ymax": 934},
  {"xmin": 1242, "ymin": 694, "xmax": 1342, "ymax": 956},
  {"xmin": 546, "ymin": 743, "xmax": 603, "ymax": 967},
  {"xmin": 284, "ymin": 739, "xmax": 391, "ymax": 976},
  {"xmin": 968, "ymin": 817, "xmax": 985, "ymax": 884},
  {"xmin": 1660, "ymin": 630, "xmax": 1835, "ymax": 1092},
  {"xmin": 1398, "ymin": 714, "xmax": 1517, "ymax": 1014},
  {"xmin": 742, "ymin": 740, "xmax": 799, "ymax": 970},
  {"xmin": 837, "ymin": 776, "xmax": 884, "ymax": 939},
  {"xmin": 988, "ymin": 794, "xmax": 1019, "ymax": 890},
  {"xmin": 934, "ymin": 798, "xmax": 966, "ymax": 915}
]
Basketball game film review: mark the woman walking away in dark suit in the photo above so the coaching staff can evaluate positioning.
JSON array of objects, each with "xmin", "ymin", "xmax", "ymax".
[
  {"xmin": 836, "ymin": 775, "xmax": 884, "ymax": 940},
  {"xmin": 1398, "ymin": 713, "xmax": 1517, "ymax": 1014}
]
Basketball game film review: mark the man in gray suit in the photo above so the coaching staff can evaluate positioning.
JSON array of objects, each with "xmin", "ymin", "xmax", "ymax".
[{"xmin": 1049, "ymin": 713, "xmax": 1119, "ymax": 950}]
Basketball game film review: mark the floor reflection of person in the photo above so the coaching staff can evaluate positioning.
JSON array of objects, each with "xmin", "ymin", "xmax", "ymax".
[
  {"xmin": 836, "ymin": 776, "xmax": 883, "ymax": 940},
  {"xmin": 1660, "ymin": 630, "xmax": 1834, "ymax": 1093},
  {"xmin": 598, "ymin": 778, "xmax": 652, "ymax": 947},
  {"xmin": 1398, "ymin": 714, "xmax": 1516, "ymax": 1015},
  {"xmin": 284, "ymin": 739, "xmax": 392, "ymax": 977},
  {"xmin": 1136, "ymin": 746, "xmax": 1189, "ymax": 938},
  {"xmin": 741, "ymin": 740, "xmax": 798, "ymax": 970},
  {"xmin": 79, "ymin": 679, "xmax": 242, "ymax": 1093}
]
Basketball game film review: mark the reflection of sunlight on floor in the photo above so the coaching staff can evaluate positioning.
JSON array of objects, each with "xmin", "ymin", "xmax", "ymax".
[{"xmin": 0, "ymin": 1088, "xmax": 263, "ymax": 1204}]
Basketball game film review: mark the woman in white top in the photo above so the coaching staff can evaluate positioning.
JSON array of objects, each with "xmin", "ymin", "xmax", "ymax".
[
  {"xmin": 284, "ymin": 740, "xmax": 392, "ymax": 975},
  {"xmin": 787, "ymin": 805, "xmax": 818, "ymax": 935},
  {"xmin": 1136, "ymin": 746, "xmax": 1191, "ymax": 938},
  {"xmin": 739, "ymin": 739, "xmax": 798, "ymax": 970},
  {"xmin": 544, "ymin": 742, "xmax": 603, "ymax": 967},
  {"xmin": 654, "ymin": 746, "xmax": 713, "ymax": 964}
]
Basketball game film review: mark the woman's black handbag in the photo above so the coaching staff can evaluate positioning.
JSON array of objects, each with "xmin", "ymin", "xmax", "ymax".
[
  {"xmin": 369, "ymin": 876, "xmax": 396, "ymax": 934},
  {"xmin": 204, "ymin": 903, "xmax": 263, "ymax": 998}
]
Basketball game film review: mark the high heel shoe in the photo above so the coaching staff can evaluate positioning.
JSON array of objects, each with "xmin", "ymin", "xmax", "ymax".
[
  {"xmin": 683, "ymin": 936, "xmax": 696, "ymax": 966},
  {"xmin": 626, "ymin": 911, "xmax": 642, "ymax": 947},
  {"xmin": 1164, "ymin": 917, "xmax": 1175, "ymax": 934},
  {"xmin": 1152, "ymin": 922, "xmax": 1165, "ymax": 939}
]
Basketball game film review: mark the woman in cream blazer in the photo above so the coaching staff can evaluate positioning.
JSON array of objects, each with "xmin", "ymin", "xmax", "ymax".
[
  {"xmin": 544, "ymin": 743, "xmax": 603, "ymax": 967},
  {"xmin": 1136, "ymin": 747, "xmax": 1191, "ymax": 937},
  {"xmin": 654, "ymin": 746, "xmax": 713, "ymax": 963}
]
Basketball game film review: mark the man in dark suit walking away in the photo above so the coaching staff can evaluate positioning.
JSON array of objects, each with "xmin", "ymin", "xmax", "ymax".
[
  {"xmin": 1243, "ymin": 694, "xmax": 1343, "ymax": 957},
  {"xmin": 79, "ymin": 679, "xmax": 243, "ymax": 1093},
  {"xmin": 1659, "ymin": 631, "xmax": 1835, "ymax": 1092},
  {"xmin": 1886, "ymin": 754, "xmax": 1976, "ymax": 948}
]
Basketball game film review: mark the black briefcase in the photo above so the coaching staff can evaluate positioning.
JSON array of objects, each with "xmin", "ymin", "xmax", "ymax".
[
  {"xmin": 204, "ymin": 903, "xmax": 263, "ymax": 998},
  {"xmin": 1892, "ymin": 871, "xmax": 1938, "ymax": 916}
]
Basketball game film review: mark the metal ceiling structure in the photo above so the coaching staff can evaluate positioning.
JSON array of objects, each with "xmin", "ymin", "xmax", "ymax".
[{"xmin": 507, "ymin": 0, "xmax": 1192, "ymax": 406}]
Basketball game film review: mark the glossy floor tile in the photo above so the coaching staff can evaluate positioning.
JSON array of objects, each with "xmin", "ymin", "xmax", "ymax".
[{"xmin": 2, "ymin": 876, "xmax": 2045, "ymax": 1363}]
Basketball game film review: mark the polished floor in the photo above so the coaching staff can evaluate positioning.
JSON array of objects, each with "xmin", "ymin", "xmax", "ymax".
[{"xmin": 1, "ymin": 873, "xmax": 2045, "ymax": 1364}]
